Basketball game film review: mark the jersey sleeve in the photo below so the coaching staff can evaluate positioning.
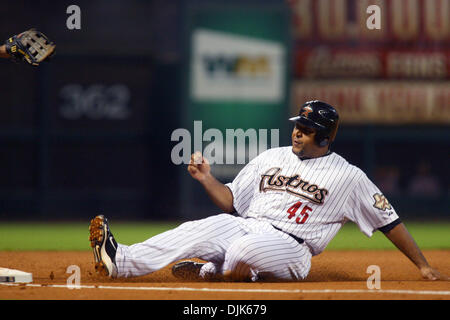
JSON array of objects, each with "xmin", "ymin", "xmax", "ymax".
[
  {"xmin": 225, "ymin": 155, "xmax": 260, "ymax": 217},
  {"xmin": 344, "ymin": 171, "xmax": 400, "ymax": 237}
]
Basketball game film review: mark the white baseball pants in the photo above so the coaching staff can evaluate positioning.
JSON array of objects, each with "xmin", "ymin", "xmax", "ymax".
[{"xmin": 115, "ymin": 214, "xmax": 312, "ymax": 281}]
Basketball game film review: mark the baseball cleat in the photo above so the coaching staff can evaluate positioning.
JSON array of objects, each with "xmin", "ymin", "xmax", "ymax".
[
  {"xmin": 172, "ymin": 260, "xmax": 205, "ymax": 281},
  {"xmin": 89, "ymin": 215, "xmax": 118, "ymax": 278}
]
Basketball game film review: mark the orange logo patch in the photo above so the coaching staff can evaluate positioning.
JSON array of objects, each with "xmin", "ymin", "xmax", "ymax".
[{"xmin": 301, "ymin": 106, "xmax": 313, "ymax": 118}]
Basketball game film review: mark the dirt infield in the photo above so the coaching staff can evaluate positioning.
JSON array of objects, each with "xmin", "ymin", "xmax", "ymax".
[{"xmin": 0, "ymin": 250, "xmax": 449, "ymax": 300}]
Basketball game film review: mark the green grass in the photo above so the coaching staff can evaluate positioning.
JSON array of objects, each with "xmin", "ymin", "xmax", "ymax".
[
  {"xmin": 0, "ymin": 220, "xmax": 449, "ymax": 251},
  {"xmin": 327, "ymin": 221, "xmax": 450, "ymax": 250},
  {"xmin": 0, "ymin": 221, "xmax": 181, "ymax": 251}
]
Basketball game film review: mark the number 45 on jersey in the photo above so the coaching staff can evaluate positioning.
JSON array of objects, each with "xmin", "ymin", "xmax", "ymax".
[{"xmin": 287, "ymin": 201, "xmax": 312, "ymax": 224}]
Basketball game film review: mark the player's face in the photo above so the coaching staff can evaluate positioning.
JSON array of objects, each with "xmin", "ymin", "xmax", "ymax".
[{"xmin": 291, "ymin": 123, "xmax": 321, "ymax": 158}]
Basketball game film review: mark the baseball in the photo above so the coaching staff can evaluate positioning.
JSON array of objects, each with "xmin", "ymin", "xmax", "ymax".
[{"xmin": 193, "ymin": 152, "xmax": 202, "ymax": 164}]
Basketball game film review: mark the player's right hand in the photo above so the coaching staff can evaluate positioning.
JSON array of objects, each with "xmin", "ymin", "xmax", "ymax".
[
  {"xmin": 187, "ymin": 151, "xmax": 211, "ymax": 182},
  {"xmin": 420, "ymin": 266, "xmax": 450, "ymax": 281}
]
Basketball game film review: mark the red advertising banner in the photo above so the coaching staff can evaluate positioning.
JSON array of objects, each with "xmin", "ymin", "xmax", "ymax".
[
  {"xmin": 288, "ymin": 0, "xmax": 450, "ymax": 79},
  {"xmin": 295, "ymin": 48, "xmax": 450, "ymax": 79},
  {"xmin": 289, "ymin": 0, "xmax": 450, "ymax": 43},
  {"xmin": 291, "ymin": 81, "xmax": 450, "ymax": 124}
]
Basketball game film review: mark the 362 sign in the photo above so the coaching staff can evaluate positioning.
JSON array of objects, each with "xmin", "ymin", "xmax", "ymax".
[{"xmin": 59, "ymin": 84, "xmax": 131, "ymax": 120}]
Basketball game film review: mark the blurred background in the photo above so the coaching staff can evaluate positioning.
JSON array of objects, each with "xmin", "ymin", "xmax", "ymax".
[{"xmin": 0, "ymin": 0, "xmax": 448, "ymax": 222}]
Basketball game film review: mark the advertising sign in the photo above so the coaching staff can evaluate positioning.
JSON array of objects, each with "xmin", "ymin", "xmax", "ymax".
[
  {"xmin": 178, "ymin": 1, "xmax": 290, "ymax": 217},
  {"xmin": 292, "ymin": 81, "xmax": 450, "ymax": 124}
]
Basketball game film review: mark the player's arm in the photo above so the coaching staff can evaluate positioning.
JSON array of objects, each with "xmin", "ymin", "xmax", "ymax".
[
  {"xmin": 346, "ymin": 172, "xmax": 448, "ymax": 281},
  {"xmin": 187, "ymin": 152, "xmax": 235, "ymax": 213},
  {"xmin": 0, "ymin": 44, "xmax": 10, "ymax": 58},
  {"xmin": 382, "ymin": 222, "xmax": 448, "ymax": 280}
]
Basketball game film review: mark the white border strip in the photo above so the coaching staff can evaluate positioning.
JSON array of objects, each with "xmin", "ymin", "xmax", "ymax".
[{"xmin": 1, "ymin": 282, "xmax": 450, "ymax": 296}]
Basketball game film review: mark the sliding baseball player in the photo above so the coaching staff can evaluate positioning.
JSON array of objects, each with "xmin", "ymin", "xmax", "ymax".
[{"xmin": 90, "ymin": 100, "xmax": 447, "ymax": 281}]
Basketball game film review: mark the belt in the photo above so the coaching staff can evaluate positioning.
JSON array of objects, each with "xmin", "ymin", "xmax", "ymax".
[{"xmin": 272, "ymin": 225, "xmax": 304, "ymax": 245}]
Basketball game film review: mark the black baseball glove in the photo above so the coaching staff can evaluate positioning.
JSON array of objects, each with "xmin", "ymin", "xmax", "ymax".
[{"xmin": 5, "ymin": 28, "xmax": 56, "ymax": 66}]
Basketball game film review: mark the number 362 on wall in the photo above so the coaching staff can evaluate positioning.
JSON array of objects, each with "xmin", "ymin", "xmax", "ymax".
[{"xmin": 59, "ymin": 84, "xmax": 131, "ymax": 120}]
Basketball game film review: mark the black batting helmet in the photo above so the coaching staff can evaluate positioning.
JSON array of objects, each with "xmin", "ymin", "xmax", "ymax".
[{"xmin": 289, "ymin": 100, "xmax": 339, "ymax": 147}]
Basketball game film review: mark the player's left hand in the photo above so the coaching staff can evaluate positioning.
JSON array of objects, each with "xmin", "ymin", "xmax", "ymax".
[
  {"xmin": 187, "ymin": 151, "xmax": 211, "ymax": 182},
  {"xmin": 4, "ymin": 28, "xmax": 55, "ymax": 66},
  {"xmin": 420, "ymin": 266, "xmax": 449, "ymax": 281}
]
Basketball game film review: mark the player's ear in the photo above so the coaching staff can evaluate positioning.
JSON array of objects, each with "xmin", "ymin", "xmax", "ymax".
[{"xmin": 318, "ymin": 138, "xmax": 329, "ymax": 147}]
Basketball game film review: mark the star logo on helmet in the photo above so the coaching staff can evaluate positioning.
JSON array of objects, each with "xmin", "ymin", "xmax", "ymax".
[{"xmin": 301, "ymin": 106, "xmax": 313, "ymax": 118}]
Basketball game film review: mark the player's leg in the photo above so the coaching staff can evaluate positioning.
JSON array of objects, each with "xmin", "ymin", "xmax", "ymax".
[
  {"xmin": 222, "ymin": 233, "xmax": 312, "ymax": 281},
  {"xmin": 115, "ymin": 213, "xmax": 247, "ymax": 277}
]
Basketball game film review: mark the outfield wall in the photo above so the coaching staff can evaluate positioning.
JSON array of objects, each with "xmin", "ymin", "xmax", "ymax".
[{"xmin": 0, "ymin": 0, "xmax": 448, "ymax": 220}]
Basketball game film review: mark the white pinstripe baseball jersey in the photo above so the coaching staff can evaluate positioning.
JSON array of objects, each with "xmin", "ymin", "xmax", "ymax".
[
  {"xmin": 226, "ymin": 146, "xmax": 399, "ymax": 256},
  {"xmin": 113, "ymin": 146, "xmax": 399, "ymax": 281}
]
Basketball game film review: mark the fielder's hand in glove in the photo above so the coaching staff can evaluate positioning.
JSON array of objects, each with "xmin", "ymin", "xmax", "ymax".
[{"xmin": 3, "ymin": 29, "xmax": 55, "ymax": 66}]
